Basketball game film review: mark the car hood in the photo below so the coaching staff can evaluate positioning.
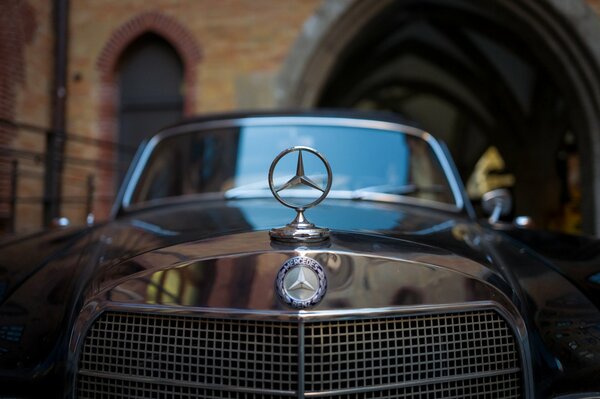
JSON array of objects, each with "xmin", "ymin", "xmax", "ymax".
[
  {"xmin": 0, "ymin": 198, "xmax": 488, "ymax": 313},
  {"xmin": 99, "ymin": 198, "xmax": 491, "ymax": 267}
]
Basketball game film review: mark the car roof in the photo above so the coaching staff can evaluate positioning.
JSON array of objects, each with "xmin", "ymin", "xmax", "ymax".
[{"xmin": 162, "ymin": 108, "xmax": 420, "ymax": 132}]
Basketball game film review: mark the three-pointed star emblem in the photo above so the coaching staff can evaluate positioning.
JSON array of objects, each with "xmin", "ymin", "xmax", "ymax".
[
  {"xmin": 276, "ymin": 256, "xmax": 327, "ymax": 308},
  {"xmin": 287, "ymin": 267, "xmax": 315, "ymax": 292},
  {"xmin": 275, "ymin": 150, "xmax": 325, "ymax": 193}
]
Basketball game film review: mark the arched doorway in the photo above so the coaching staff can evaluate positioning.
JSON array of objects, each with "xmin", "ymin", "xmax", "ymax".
[
  {"xmin": 279, "ymin": 0, "xmax": 600, "ymax": 235},
  {"xmin": 116, "ymin": 33, "xmax": 184, "ymax": 186},
  {"xmin": 96, "ymin": 11, "xmax": 201, "ymax": 219}
]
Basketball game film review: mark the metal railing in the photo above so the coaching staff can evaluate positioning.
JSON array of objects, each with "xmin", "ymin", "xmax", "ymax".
[{"xmin": 0, "ymin": 118, "xmax": 137, "ymax": 234}]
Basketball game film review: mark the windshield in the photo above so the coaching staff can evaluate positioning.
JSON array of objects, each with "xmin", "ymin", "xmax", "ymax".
[{"xmin": 127, "ymin": 123, "xmax": 457, "ymax": 207}]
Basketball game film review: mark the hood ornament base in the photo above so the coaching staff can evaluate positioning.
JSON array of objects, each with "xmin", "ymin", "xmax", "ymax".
[
  {"xmin": 269, "ymin": 210, "xmax": 329, "ymax": 243},
  {"xmin": 268, "ymin": 146, "xmax": 332, "ymax": 243}
]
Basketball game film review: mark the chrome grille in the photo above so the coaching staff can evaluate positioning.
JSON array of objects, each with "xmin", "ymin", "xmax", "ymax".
[
  {"xmin": 304, "ymin": 311, "xmax": 520, "ymax": 392},
  {"xmin": 76, "ymin": 309, "xmax": 523, "ymax": 398},
  {"xmin": 78, "ymin": 313, "xmax": 298, "ymax": 396}
]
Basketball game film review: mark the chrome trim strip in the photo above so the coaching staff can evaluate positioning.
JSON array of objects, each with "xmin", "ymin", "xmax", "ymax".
[
  {"xmin": 439, "ymin": 139, "xmax": 476, "ymax": 219},
  {"xmin": 76, "ymin": 301, "xmax": 509, "ymax": 323},
  {"xmin": 77, "ymin": 370, "xmax": 297, "ymax": 396},
  {"xmin": 303, "ymin": 368, "xmax": 522, "ymax": 397},
  {"xmin": 422, "ymin": 131, "xmax": 464, "ymax": 211},
  {"xmin": 69, "ymin": 299, "xmax": 533, "ymax": 398},
  {"xmin": 115, "ymin": 116, "xmax": 466, "ymax": 217},
  {"xmin": 298, "ymin": 322, "xmax": 306, "ymax": 399}
]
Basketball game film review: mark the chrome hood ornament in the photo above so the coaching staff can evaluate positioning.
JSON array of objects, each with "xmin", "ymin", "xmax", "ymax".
[
  {"xmin": 268, "ymin": 146, "xmax": 332, "ymax": 243},
  {"xmin": 276, "ymin": 256, "xmax": 327, "ymax": 308}
]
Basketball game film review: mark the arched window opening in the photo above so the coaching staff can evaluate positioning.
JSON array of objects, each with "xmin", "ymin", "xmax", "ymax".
[
  {"xmin": 317, "ymin": 1, "xmax": 585, "ymax": 233},
  {"xmin": 117, "ymin": 33, "xmax": 184, "ymax": 186}
]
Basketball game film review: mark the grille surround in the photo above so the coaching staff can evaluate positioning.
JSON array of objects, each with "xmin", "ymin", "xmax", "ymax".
[{"xmin": 74, "ymin": 305, "xmax": 526, "ymax": 398}]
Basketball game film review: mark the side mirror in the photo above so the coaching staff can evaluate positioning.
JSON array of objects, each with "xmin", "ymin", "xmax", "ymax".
[{"xmin": 481, "ymin": 188, "xmax": 512, "ymax": 224}]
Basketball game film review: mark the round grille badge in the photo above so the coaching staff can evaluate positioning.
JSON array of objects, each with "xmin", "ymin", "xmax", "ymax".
[{"xmin": 276, "ymin": 256, "xmax": 327, "ymax": 308}]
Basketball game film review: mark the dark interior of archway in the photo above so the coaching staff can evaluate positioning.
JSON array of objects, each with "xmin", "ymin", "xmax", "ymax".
[
  {"xmin": 318, "ymin": 1, "xmax": 582, "ymax": 233},
  {"xmin": 117, "ymin": 33, "xmax": 184, "ymax": 188}
]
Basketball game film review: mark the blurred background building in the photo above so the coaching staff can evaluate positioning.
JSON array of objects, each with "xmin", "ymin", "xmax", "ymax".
[{"xmin": 2, "ymin": 0, "xmax": 600, "ymax": 236}]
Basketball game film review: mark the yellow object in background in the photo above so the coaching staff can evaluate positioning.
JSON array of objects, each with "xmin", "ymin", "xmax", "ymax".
[{"xmin": 466, "ymin": 146, "xmax": 515, "ymax": 200}]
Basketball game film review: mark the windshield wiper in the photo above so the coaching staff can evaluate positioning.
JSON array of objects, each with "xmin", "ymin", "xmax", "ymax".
[
  {"xmin": 225, "ymin": 175, "xmax": 329, "ymax": 199},
  {"xmin": 349, "ymin": 184, "xmax": 447, "ymax": 199},
  {"xmin": 224, "ymin": 182, "xmax": 271, "ymax": 199},
  {"xmin": 357, "ymin": 184, "xmax": 418, "ymax": 195},
  {"xmin": 225, "ymin": 183, "xmax": 446, "ymax": 200}
]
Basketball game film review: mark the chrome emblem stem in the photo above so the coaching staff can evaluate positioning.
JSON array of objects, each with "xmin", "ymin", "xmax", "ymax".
[{"xmin": 268, "ymin": 146, "xmax": 332, "ymax": 243}]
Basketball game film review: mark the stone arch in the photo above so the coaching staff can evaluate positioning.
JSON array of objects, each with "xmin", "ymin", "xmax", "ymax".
[
  {"xmin": 97, "ymin": 11, "xmax": 201, "ymax": 115},
  {"xmin": 95, "ymin": 11, "xmax": 201, "ymax": 219},
  {"xmin": 277, "ymin": 0, "xmax": 600, "ymax": 235}
]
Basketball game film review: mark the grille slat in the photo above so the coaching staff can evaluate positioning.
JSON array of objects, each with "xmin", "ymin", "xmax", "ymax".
[
  {"xmin": 77, "ymin": 309, "xmax": 523, "ymax": 398},
  {"xmin": 77, "ymin": 374, "xmax": 292, "ymax": 399},
  {"xmin": 325, "ymin": 373, "xmax": 522, "ymax": 399}
]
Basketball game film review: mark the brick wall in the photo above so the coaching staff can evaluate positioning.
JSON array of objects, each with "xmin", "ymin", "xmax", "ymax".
[
  {"xmin": 64, "ymin": 0, "xmax": 321, "ymax": 224},
  {"xmin": 2, "ymin": 0, "xmax": 51, "ymax": 233},
  {"xmin": 5, "ymin": 0, "xmax": 320, "ymax": 233}
]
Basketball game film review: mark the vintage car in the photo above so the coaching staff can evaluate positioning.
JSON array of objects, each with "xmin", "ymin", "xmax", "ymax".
[{"xmin": 0, "ymin": 111, "xmax": 599, "ymax": 398}]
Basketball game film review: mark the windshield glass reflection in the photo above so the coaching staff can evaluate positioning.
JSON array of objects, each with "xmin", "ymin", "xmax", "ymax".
[{"xmin": 131, "ymin": 124, "xmax": 454, "ymax": 206}]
